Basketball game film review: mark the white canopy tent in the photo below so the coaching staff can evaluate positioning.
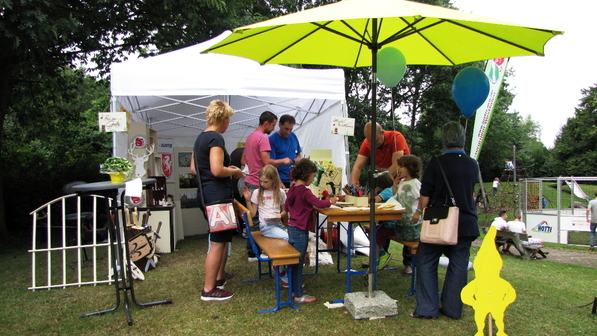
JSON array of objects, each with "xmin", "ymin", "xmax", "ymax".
[
  {"xmin": 110, "ymin": 31, "xmax": 348, "ymax": 168},
  {"xmin": 109, "ymin": 31, "xmax": 349, "ymax": 240}
]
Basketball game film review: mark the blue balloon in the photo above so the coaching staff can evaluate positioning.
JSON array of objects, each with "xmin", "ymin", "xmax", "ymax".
[
  {"xmin": 376, "ymin": 47, "xmax": 407, "ymax": 87},
  {"xmin": 452, "ymin": 66, "xmax": 490, "ymax": 118}
]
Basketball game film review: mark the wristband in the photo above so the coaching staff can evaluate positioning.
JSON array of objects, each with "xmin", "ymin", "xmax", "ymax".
[{"xmin": 416, "ymin": 209, "xmax": 423, "ymax": 213}]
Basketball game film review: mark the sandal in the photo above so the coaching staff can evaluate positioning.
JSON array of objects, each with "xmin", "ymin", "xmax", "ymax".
[
  {"xmin": 410, "ymin": 312, "xmax": 438, "ymax": 319},
  {"xmin": 294, "ymin": 295, "xmax": 317, "ymax": 304}
]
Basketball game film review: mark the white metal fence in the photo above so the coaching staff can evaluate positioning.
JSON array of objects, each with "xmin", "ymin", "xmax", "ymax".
[
  {"xmin": 29, "ymin": 193, "xmax": 116, "ymax": 290},
  {"xmin": 522, "ymin": 176, "xmax": 597, "ymax": 244}
]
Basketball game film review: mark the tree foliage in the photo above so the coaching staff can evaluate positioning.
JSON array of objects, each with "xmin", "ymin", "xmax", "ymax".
[
  {"xmin": 551, "ymin": 85, "xmax": 597, "ymax": 176},
  {"xmin": 0, "ymin": 0, "xmax": 562, "ymax": 234},
  {"xmin": 0, "ymin": 0, "xmax": 277, "ymax": 234},
  {"xmin": 2, "ymin": 69, "xmax": 112, "ymax": 231}
]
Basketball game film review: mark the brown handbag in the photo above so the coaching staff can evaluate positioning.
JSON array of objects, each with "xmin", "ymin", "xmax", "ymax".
[{"xmin": 420, "ymin": 157, "xmax": 459, "ymax": 245}]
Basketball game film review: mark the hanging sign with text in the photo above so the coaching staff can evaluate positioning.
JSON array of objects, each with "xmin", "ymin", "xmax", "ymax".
[
  {"xmin": 331, "ymin": 116, "xmax": 355, "ymax": 136},
  {"xmin": 98, "ymin": 112, "xmax": 128, "ymax": 132}
]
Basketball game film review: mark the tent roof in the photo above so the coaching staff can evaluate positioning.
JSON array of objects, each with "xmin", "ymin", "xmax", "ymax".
[{"xmin": 110, "ymin": 31, "xmax": 346, "ymax": 140}]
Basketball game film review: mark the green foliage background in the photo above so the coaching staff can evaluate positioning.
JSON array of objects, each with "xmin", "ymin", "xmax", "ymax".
[
  {"xmin": 1, "ymin": 0, "xmax": 595, "ymax": 236},
  {"xmin": 1, "ymin": 70, "xmax": 112, "ymax": 230}
]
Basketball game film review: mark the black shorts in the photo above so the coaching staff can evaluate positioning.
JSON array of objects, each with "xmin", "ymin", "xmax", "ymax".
[
  {"xmin": 210, "ymin": 229, "xmax": 234, "ymax": 243},
  {"xmin": 200, "ymin": 183, "xmax": 235, "ymax": 243}
]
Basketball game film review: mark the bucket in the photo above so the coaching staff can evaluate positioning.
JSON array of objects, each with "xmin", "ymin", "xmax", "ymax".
[{"xmin": 108, "ymin": 172, "xmax": 126, "ymax": 183}]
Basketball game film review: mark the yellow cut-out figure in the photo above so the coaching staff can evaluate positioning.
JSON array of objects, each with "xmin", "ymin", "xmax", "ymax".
[{"xmin": 461, "ymin": 226, "xmax": 516, "ymax": 336}]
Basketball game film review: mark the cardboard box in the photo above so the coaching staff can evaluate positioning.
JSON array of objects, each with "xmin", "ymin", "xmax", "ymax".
[{"xmin": 345, "ymin": 195, "xmax": 369, "ymax": 207}]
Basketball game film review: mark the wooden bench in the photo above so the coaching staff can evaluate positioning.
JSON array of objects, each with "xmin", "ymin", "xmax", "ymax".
[
  {"xmin": 234, "ymin": 200, "xmax": 300, "ymax": 313},
  {"xmin": 495, "ymin": 231, "xmax": 544, "ymax": 260}
]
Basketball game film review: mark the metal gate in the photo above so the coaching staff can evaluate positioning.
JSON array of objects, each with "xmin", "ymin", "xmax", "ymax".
[{"xmin": 29, "ymin": 194, "xmax": 115, "ymax": 290}]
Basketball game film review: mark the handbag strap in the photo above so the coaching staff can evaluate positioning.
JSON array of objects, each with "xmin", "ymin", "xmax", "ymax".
[
  {"xmin": 194, "ymin": 150, "xmax": 207, "ymax": 207},
  {"xmin": 436, "ymin": 156, "xmax": 457, "ymax": 207}
]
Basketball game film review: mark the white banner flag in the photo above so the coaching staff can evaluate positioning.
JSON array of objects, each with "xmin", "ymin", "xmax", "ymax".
[{"xmin": 470, "ymin": 58, "xmax": 509, "ymax": 160}]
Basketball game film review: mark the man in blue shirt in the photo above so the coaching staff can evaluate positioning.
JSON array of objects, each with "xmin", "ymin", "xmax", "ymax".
[{"xmin": 269, "ymin": 115, "xmax": 302, "ymax": 188}]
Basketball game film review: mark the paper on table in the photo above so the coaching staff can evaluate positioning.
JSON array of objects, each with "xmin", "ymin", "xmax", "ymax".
[
  {"xmin": 378, "ymin": 197, "xmax": 404, "ymax": 210},
  {"xmin": 341, "ymin": 207, "xmax": 363, "ymax": 211},
  {"xmin": 125, "ymin": 178, "xmax": 143, "ymax": 197}
]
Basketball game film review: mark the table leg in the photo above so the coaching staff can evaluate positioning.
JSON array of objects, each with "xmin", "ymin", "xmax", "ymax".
[
  {"xmin": 330, "ymin": 222, "xmax": 368, "ymax": 304},
  {"xmin": 117, "ymin": 192, "xmax": 173, "ymax": 310},
  {"xmin": 306, "ymin": 212, "xmax": 336, "ymax": 276},
  {"xmin": 81, "ymin": 196, "xmax": 124, "ymax": 320},
  {"xmin": 81, "ymin": 191, "xmax": 172, "ymax": 326}
]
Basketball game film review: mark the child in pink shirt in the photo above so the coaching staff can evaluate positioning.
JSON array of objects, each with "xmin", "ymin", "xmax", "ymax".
[{"xmin": 285, "ymin": 159, "xmax": 336, "ymax": 303}]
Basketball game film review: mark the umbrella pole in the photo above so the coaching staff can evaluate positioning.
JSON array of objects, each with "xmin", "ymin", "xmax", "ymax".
[{"xmin": 367, "ymin": 20, "xmax": 379, "ymax": 298}]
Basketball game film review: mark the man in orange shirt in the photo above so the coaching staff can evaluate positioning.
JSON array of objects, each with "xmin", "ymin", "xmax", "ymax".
[
  {"xmin": 350, "ymin": 122, "xmax": 410, "ymax": 184},
  {"xmin": 350, "ymin": 121, "xmax": 412, "ymax": 273}
]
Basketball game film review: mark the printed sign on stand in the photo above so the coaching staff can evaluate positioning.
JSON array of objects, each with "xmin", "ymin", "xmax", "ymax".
[{"xmin": 331, "ymin": 116, "xmax": 355, "ymax": 136}]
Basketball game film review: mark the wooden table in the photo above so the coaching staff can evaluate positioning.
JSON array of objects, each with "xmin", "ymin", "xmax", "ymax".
[
  {"xmin": 316, "ymin": 206, "xmax": 404, "ymax": 248},
  {"xmin": 313, "ymin": 206, "xmax": 403, "ymax": 301},
  {"xmin": 317, "ymin": 206, "xmax": 404, "ymax": 222}
]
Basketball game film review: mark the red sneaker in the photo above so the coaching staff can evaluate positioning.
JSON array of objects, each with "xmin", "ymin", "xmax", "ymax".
[{"xmin": 201, "ymin": 288, "xmax": 234, "ymax": 301}]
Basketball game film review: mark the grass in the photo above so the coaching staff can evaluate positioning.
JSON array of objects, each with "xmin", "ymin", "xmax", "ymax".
[
  {"xmin": 568, "ymin": 231, "xmax": 591, "ymax": 245},
  {"xmin": 2, "ymin": 233, "xmax": 597, "ymax": 336}
]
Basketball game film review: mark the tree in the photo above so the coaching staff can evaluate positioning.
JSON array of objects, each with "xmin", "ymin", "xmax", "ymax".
[
  {"xmin": 522, "ymin": 136, "xmax": 552, "ymax": 178},
  {"xmin": 551, "ymin": 85, "xmax": 597, "ymax": 176},
  {"xmin": 1, "ymin": 69, "xmax": 112, "ymax": 233},
  {"xmin": 0, "ymin": 0, "xmax": 277, "ymax": 234}
]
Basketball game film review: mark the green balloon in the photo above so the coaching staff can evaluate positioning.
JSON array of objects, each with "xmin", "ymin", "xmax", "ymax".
[{"xmin": 376, "ymin": 47, "xmax": 407, "ymax": 87}]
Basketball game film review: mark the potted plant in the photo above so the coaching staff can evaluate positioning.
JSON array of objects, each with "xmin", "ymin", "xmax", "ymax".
[{"xmin": 101, "ymin": 157, "xmax": 134, "ymax": 183}]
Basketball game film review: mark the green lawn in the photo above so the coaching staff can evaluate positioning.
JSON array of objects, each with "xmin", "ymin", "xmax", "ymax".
[{"xmin": 2, "ymin": 233, "xmax": 596, "ymax": 335}]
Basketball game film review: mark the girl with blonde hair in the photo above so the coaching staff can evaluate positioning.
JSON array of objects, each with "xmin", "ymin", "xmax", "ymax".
[{"xmin": 242, "ymin": 165, "xmax": 288, "ymax": 241}]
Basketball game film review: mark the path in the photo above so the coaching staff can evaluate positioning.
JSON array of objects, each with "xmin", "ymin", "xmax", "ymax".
[{"xmin": 473, "ymin": 239, "xmax": 597, "ymax": 268}]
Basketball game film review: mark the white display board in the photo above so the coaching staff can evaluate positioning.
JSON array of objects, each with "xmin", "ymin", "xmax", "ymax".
[{"xmin": 525, "ymin": 213, "xmax": 559, "ymax": 243}]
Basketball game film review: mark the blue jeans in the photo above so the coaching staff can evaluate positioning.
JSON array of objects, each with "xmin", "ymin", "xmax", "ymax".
[
  {"xmin": 414, "ymin": 237, "xmax": 475, "ymax": 319},
  {"xmin": 260, "ymin": 223, "xmax": 289, "ymax": 241},
  {"xmin": 288, "ymin": 225, "xmax": 309, "ymax": 298},
  {"xmin": 590, "ymin": 223, "xmax": 597, "ymax": 248}
]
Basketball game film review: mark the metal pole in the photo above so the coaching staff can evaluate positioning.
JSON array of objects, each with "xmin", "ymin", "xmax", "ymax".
[
  {"xmin": 512, "ymin": 145, "xmax": 519, "ymax": 212},
  {"xmin": 367, "ymin": 19, "xmax": 379, "ymax": 298},
  {"xmin": 557, "ymin": 176, "xmax": 562, "ymax": 243}
]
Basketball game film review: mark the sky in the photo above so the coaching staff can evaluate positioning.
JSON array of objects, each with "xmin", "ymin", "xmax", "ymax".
[{"xmin": 452, "ymin": 0, "xmax": 597, "ymax": 148}]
